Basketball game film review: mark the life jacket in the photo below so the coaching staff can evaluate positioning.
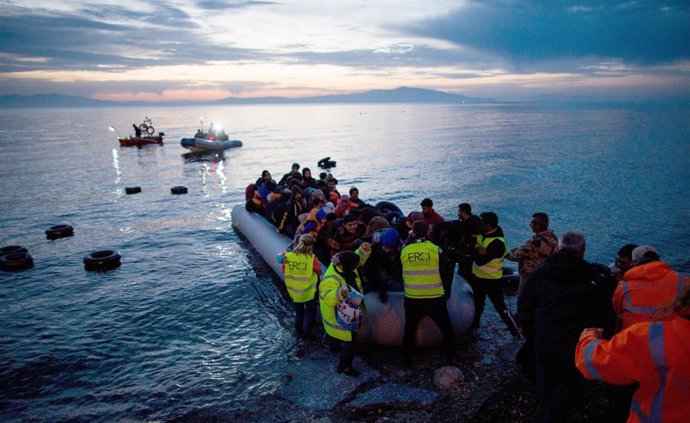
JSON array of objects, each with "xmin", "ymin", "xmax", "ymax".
[
  {"xmin": 400, "ymin": 239, "xmax": 444, "ymax": 299},
  {"xmin": 576, "ymin": 315, "xmax": 690, "ymax": 423},
  {"xmin": 283, "ymin": 252, "xmax": 318, "ymax": 303},
  {"xmin": 472, "ymin": 234, "xmax": 507, "ymax": 280},
  {"xmin": 297, "ymin": 208, "xmax": 324, "ymax": 237},
  {"xmin": 613, "ymin": 262, "xmax": 687, "ymax": 330}
]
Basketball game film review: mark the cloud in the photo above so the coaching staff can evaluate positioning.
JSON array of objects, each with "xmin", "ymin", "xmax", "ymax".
[
  {"xmin": 196, "ymin": 0, "xmax": 276, "ymax": 10},
  {"xmin": 407, "ymin": 0, "xmax": 690, "ymax": 66}
]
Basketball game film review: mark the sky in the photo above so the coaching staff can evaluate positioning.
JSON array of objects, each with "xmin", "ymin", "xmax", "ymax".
[{"xmin": 0, "ymin": 0, "xmax": 689, "ymax": 102}]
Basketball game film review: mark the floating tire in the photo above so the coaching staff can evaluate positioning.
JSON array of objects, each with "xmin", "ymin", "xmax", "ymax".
[
  {"xmin": 45, "ymin": 224, "xmax": 74, "ymax": 240},
  {"xmin": 171, "ymin": 186, "xmax": 188, "ymax": 195},
  {"xmin": 0, "ymin": 252, "xmax": 34, "ymax": 272},
  {"xmin": 0, "ymin": 245, "xmax": 28, "ymax": 257},
  {"xmin": 125, "ymin": 186, "xmax": 142, "ymax": 194},
  {"xmin": 83, "ymin": 250, "xmax": 121, "ymax": 271},
  {"xmin": 375, "ymin": 201, "xmax": 404, "ymax": 217}
]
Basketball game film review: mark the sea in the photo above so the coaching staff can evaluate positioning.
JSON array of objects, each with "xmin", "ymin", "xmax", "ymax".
[{"xmin": 1, "ymin": 102, "xmax": 689, "ymax": 422}]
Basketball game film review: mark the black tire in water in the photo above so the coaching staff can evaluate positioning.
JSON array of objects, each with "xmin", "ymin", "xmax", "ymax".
[
  {"xmin": 0, "ymin": 252, "xmax": 34, "ymax": 272},
  {"xmin": 171, "ymin": 186, "xmax": 188, "ymax": 194},
  {"xmin": 0, "ymin": 245, "xmax": 28, "ymax": 257},
  {"xmin": 45, "ymin": 224, "xmax": 74, "ymax": 240},
  {"xmin": 83, "ymin": 250, "xmax": 121, "ymax": 271},
  {"xmin": 125, "ymin": 186, "xmax": 142, "ymax": 194}
]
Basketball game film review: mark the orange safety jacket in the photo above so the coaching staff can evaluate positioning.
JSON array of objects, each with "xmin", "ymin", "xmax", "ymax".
[
  {"xmin": 575, "ymin": 315, "xmax": 690, "ymax": 423},
  {"xmin": 613, "ymin": 261, "xmax": 687, "ymax": 330}
]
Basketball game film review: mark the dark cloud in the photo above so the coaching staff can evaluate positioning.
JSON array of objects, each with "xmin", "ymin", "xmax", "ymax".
[
  {"xmin": 406, "ymin": 0, "xmax": 690, "ymax": 65},
  {"xmin": 0, "ymin": 5, "xmax": 257, "ymax": 72}
]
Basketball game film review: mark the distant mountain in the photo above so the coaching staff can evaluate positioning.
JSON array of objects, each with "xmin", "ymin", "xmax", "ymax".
[
  {"xmin": 0, "ymin": 93, "xmax": 120, "ymax": 108},
  {"xmin": 215, "ymin": 87, "xmax": 492, "ymax": 104},
  {"xmin": 0, "ymin": 87, "xmax": 492, "ymax": 108}
]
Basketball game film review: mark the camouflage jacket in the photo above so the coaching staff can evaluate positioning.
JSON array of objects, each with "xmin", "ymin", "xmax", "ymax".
[{"xmin": 507, "ymin": 229, "xmax": 559, "ymax": 279}]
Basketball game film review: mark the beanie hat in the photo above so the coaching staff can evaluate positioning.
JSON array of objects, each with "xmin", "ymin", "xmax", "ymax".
[
  {"xmin": 336, "ymin": 251, "xmax": 360, "ymax": 272},
  {"xmin": 381, "ymin": 228, "xmax": 400, "ymax": 248},
  {"xmin": 407, "ymin": 211, "xmax": 423, "ymax": 223},
  {"xmin": 316, "ymin": 208, "xmax": 327, "ymax": 220}
]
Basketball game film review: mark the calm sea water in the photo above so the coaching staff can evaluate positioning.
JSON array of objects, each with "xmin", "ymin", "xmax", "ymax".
[{"xmin": 1, "ymin": 102, "xmax": 689, "ymax": 422}]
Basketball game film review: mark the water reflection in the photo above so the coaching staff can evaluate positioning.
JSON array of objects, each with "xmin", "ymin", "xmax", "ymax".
[{"xmin": 111, "ymin": 148, "xmax": 121, "ymax": 185}]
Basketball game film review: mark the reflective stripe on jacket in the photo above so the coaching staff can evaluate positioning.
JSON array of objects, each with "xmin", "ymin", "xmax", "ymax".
[
  {"xmin": 575, "ymin": 315, "xmax": 690, "ymax": 423},
  {"xmin": 613, "ymin": 261, "xmax": 687, "ymax": 330},
  {"xmin": 283, "ymin": 252, "xmax": 317, "ymax": 303},
  {"xmin": 472, "ymin": 235, "xmax": 507, "ymax": 279},
  {"xmin": 401, "ymin": 239, "xmax": 443, "ymax": 299}
]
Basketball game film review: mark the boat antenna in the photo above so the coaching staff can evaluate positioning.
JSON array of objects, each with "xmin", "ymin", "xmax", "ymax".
[
  {"xmin": 199, "ymin": 116, "xmax": 204, "ymax": 129},
  {"xmin": 109, "ymin": 125, "xmax": 121, "ymax": 137}
]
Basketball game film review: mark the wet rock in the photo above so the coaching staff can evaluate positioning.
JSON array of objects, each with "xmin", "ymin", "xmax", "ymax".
[
  {"xmin": 277, "ymin": 349, "xmax": 379, "ymax": 411},
  {"xmin": 347, "ymin": 383, "xmax": 438, "ymax": 411},
  {"xmin": 433, "ymin": 366, "xmax": 464, "ymax": 390}
]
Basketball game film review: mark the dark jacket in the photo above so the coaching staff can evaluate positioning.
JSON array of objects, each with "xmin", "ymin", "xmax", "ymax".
[
  {"xmin": 360, "ymin": 243, "xmax": 403, "ymax": 294},
  {"xmin": 517, "ymin": 251, "xmax": 615, "ymax": 357}
]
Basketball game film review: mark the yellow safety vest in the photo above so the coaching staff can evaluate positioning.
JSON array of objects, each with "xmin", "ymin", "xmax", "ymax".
[
  {"xmin": 472, "ymin": 234, "xmax": 507, "ymax": 280},
  {"xmin": 401, "ymin": 240, "xmax": 444, "ymax": 299},
  {"xmin": 283, "ymin": 252, "xmax": 318, "ymax": 303},
  {"xmin": 318, "ymin": 247, "xmax": 369, "ymax": 342}
]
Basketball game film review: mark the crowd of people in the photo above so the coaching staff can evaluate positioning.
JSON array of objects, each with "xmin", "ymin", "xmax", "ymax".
[{"xmin": 246, "ymin": 163, "xmax": 689, "ymax": 423}]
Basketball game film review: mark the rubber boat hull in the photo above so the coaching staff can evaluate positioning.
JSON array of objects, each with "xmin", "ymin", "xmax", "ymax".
[
  {"xmin": 180, "ymin": 137, "xmax": 242, "ymax": 153},
  {"xmin": 119, "ymin": 136, "xmax": 163, "ymax": 146},
  {"xmin": 231, "ymin": 205, "xmax": 475, "ymax": 346}
]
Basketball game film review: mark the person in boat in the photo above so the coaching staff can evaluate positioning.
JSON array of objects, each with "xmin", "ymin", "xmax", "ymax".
[
  {"xmin": 610, "ymin": 243, "xmax": 638, "ymax": 282},
  {"xmin": 327, "ymin": 213, "xmax": 366, "ymax": 258},
  {"xmin": 348, "ymin": 187, "xmax": 371, "ymax": 209},
  {"xmin": 334, "ymin": 194, "xmax": 359, "ymax": 218},
  {"xmin": 277, "ymin": 234, "xmax": 322, "ymax": 339},
  {"xmin": 326, "ymin": 178, "xmax": 340, "ymax": 203},
  {"xmin": 133, "ymin": 124, "xmax": 142, "ymax": 138},
  {"xmin": 319, "ymin": 246, "xmax": 371, "ymax": 377},
  {"xmin": 401, "ymin": 220, "xmax": 456, "ymax": 367},
  {"xmin": 401, "ymin": 211, "xmax": 424, "ymax": 246},
  {"xmin": 419, "ymin": 198, "xmax": 445, "ymax": 240},
  {"xmin": 361, "ymin": 227, "xmax": 403, "ymax": 303},
  {"xmin": 276, "ymin": 186, "xmax": 307, "ymax": 238},
  {"xmin": 216, "ymin": 127, "xmax": 228, "ymax": 141},
  {"xmin": 300, "ymin": 167, "xmax": 318, "ymax": 189},
  {"xmin": 279, "ymin": 163, "xmax": 302, "ymax": 185},
  {"xmin": 195, "ymin": 128, "xmax": 203, "ymax": 138},
  {"xmin": 247, "ymin": 170, "xmax": 276, "ymax": 214}
]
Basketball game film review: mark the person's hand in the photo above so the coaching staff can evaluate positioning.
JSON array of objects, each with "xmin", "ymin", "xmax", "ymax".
[
  {"xmin": 360, "ymin": 242, "xmax": 372, "ymax": 253},
  {"xmin": 476, "ymin": 247, "xmax": 487, "ymax": 255},
  {"xmin": 579, "ymin": 327, "xmax": 603, "ymax": 342},
  {"xmin": 339, "ymin": 286, "xmax": 349, "ymax": 298}
]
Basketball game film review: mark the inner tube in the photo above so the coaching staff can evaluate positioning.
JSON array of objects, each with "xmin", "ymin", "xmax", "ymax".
[
  {"xmin": 125, "ymin": 186, "xmax": 142, "ymax": 194},
  {"xmin": 83, "ymin": 250, "xmax": 121, "ymax": 271},
  {"xmin": 45, "ymin": 224, "xmax": 74, "ymax": 240},
  {"xmin": 383, "ymin": 211, "xmax": 404, "ymax": 227},
  {"xmin": 0, "ymin": 245, "xmax": 28, "ymax": 257},
  {"xmin": 171, "ymin": 186, "xmax": 188, "ymax": 194},
  {"xmin": 0, "ymin": 252, "xmax": 34, "ymax": 272},
  {"xmin": 375, "ymin": 201, "xmax": 404, "ymax": 217}
]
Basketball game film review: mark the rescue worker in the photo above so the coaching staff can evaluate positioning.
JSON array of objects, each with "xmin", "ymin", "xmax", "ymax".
[
  {"xmin": 319, "ymin": 245, "xmax": 371, "ymax": 376},
  {"xmin": 470, "ymin": 211, "xmax": 520, "ymax": 337},
  {"xmin": 613, "ymin": 245, "xmax": 688, "ymax": 331},
  {"xmin": 277, "ymin": 234, "xmax": 322, "ymax": 339},
  {"xmin": 575, "ymin": 285, "xmax": 690, "ymax": 423},
  {"xmin": 506, "ymin": 212, "xmax": 559, "ymax": 297},
  {"xmin": 401, "ymin": 220, "xmax": 455, "ymax": 367}
]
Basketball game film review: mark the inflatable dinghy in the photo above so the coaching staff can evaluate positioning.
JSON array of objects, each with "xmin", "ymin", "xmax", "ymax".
[{"xmin": 231, "ymin": 204, "xmax": 475, "ymax": 346}]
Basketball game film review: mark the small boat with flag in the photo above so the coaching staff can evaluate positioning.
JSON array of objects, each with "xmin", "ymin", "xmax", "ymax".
[{"xmin": 110, "ymin": 117, "xmax": 165, "ymax": 147}]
